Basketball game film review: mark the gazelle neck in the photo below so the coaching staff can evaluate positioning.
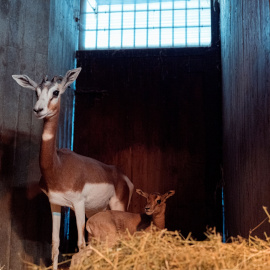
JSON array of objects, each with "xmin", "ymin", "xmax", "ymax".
[
  {"xmin": 40, "ymin": 110, "xmax": 60, "ymax": 171},
  {"xmin": 152, "ymin": 205, "xmax": 166, "ymax": 229}
]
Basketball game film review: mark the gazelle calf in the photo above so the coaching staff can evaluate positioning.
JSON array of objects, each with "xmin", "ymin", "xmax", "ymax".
[
  {"xmin": 12, "ymin": 68, "xmax": 134, "ymax": 270},
  {"xmin": 86, "ymin": 189, "xmax": 175, "ymax": 245}
]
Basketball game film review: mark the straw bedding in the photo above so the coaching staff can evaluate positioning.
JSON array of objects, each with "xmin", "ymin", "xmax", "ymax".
[
  {"xmin": 23, "ymin": 207, "xmax": 270, "ymax": 270},
  {"xmin": 69, "ymin": 227, "xmax": 270, "ymax": 270}
]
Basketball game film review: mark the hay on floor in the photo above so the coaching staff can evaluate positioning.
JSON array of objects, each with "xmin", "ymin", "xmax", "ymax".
[
  {"xmin": 69, "ymin": 227, "xmax": 270, "ymax": 270},
  {"xmin": 23, "ymin": 207, "xmax": 270, "ymax": 270}
]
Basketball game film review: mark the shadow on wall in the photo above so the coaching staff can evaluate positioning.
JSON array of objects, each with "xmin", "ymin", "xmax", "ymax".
[
  {"xmin": 0, "ymin": 130, "xmax": 54, "ymax": 267},
  {"xmin": 11, "ymin": 187, "xmax": 52, "ymax": 266},
  {"xmin": 0, "ymin": 132, "xmax": 15, "ymax": 192}
]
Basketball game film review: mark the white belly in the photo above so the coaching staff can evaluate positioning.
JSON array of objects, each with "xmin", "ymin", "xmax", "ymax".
[{"xmin": 48, "ymin": 183, "xmax": 115, "ymax": 216}]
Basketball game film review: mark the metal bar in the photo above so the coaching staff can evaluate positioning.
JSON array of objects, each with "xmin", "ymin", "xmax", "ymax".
[
  {"xmin": 159, "ymin": 1, "xmax": 161, "ymax": 47},
  {"xmin": 146, "ymin": 0, "xmax": 149, "ymax": 48},
  {"xmin": 198, "ymin": 0, "xmax": 201, "ymax": 46},
  {"xmin": 95, "ymin": 7, "xmax": 98, "ymax": 48},
  {"xmin": 121, "ymin": 3, "xmax": 124, "ymax": 48},
  {"xmin": 185, "ymin": 0, "xmax": 187, "ymax": 46},
  {"xmin": 108, "ymin": 4, "xmax": 111, "ymax": 48},
  {"xmin": 134, "ymin": 0, "xmax": 137, "ymax": 47},
  {"xmin": 172, "ymin": 0, "xmax": 174, "ymax": 47},
  {"xmin": 85, "ymin": 24, "xmax": 211, "ymax": 31},
  {"xmin": 82, "ymin": 7, "xmax": 207, "ymax": 15}
]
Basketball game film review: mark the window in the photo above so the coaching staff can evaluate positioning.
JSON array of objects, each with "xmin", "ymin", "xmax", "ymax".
[{"xmin": 79, "ymin": 0, "xmax": 212, "ymax": 50}]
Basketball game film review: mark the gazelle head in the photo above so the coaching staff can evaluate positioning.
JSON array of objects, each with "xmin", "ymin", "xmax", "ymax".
[
  {"xmin": 136, "ymin": 189, "xmax": 175, "ymax": 215},
  {"xmin": 12, "ymin": 68, "xmax": 81, "ymax": 119}
]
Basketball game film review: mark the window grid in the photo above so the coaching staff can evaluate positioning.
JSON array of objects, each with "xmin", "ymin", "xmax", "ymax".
[{"xmin": 82, "ymin": 0, "xmax": 211, "ymax": 50}]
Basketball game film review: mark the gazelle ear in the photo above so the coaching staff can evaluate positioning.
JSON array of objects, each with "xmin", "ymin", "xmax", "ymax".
[
  {"xmin": 60, "ymin": 67, "xmax": 82, "ymax": 93},
  {"xmin": 162, "ymin": 190, "xmax": 175, "ymax": 202},
  {"xmin": 136, "ymin": 189, "xmax": 149, "ymax": 198},
  {"xmin": 12, "ymin": 75, "xmax": 38, "ymax": 90}
]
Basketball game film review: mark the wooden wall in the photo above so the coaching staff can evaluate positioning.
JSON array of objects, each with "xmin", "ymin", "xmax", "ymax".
[
  {"xmin": 220, "ymin": 0, "xmax": 270, "ymax": 238},
  {"xmin": 0, "ymin": 0, "xmax": 79, "ymax": 268},
  {"xmin": 75, "ymin": 47, "xmax": 222, "ymax": 239}
]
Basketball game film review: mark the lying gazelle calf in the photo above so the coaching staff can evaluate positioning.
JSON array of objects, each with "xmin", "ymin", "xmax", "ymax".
[{"xmin": 86, "ymin": 189, "xmax": 175, "ymax": 244}]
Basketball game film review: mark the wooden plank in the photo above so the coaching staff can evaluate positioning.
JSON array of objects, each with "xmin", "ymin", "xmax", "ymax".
[
  {"xmin": 1, "ymin": 44, "xmax": 21, "ymax": 269},
  {"xmin": 0, "ymin": 20, "xmax": 11, "ymax": 267},
  {"xmin": 221, "ymin": 0, "xmax": 270, "ymax": 238}
]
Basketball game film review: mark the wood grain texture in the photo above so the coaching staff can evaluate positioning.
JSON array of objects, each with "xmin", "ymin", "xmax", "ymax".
[
  {"xmin": 221, "ymin": 0, "xmax": 270, "ymax": 238},
  {"xmin": 0, "ymin": 0, "xmax": 79, "ymax": 268},
  {"xmin": 75, "ymin": 47, "xmax": 222, "ymax": 239}
]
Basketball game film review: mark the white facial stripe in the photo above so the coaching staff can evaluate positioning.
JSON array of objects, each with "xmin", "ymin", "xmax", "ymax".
[
  {"xmin": 33, "ymin": 83, "xmax": 60, "ymax": 118},
  {"xmin": 40, "ymin": 88, "xmax": 50, "ymax": 101},
  {"xmin": 36, "ymin": 87, "xmax": 42, "ymax": 96},
  {"xmin": 34, "ymin": 88, "xmax": 49, "ymax": 112}
]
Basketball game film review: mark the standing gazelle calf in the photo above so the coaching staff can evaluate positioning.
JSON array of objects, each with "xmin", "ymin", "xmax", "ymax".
[
  {"xmin": 86, "ymin": 189, "xmax": 175, "ymax": 245},
  {"xmin": 12, "ymin": 68, "xmax": 134, "ymax": 270}
]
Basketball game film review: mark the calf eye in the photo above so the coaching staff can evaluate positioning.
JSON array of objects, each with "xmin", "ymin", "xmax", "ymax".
[
  {"xmin": 53, "ymin": 90, "xmax": 59, "ymax": 97},
  {"xmin": 157, "ymin": 199, "xmax": 161, "ymax": 204}
]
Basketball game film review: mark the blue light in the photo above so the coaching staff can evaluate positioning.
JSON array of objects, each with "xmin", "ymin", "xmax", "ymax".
[
  {"xmin": 82, "ymin": 0, "xmax": 212, "ymax": 50},
  {"xmin": 221, "ymin": 187, "xmax": 226, "ymax": 242}
]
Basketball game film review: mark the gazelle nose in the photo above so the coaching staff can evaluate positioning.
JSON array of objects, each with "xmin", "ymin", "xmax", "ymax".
[
  {"xmin": 145, "ymin": 207, "xmax": 150, "ymax": 211},
  {"xmin": 33, "ymin": 108, "xmax": 43, "ymax": 113}
]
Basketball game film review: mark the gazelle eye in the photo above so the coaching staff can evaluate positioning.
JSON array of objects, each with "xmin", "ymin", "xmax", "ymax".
[
  {"xmin": 157, "ymin": 199, "xmax": 161, "ymax": 204},
  {"xmin": 53, "ymin": 90, "xmax": 59, "ymax": 97}
]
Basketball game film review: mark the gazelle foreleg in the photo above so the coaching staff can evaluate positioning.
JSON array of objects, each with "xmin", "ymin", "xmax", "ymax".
[
  {"xmin": 50, "ymin": 203, "xmax": 61, "ymax": 270},
  {"xmin": 73, "ymin": 201, "xmax": 86, "ymax": 250}
]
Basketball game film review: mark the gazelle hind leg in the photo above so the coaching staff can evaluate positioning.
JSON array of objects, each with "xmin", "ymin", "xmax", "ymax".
[
  {"xmin": 109, "ymin": 195, "xmax": 126, "ymax": 211},
  {"xmin": 50, "ymin": 203, "xmax": 61, "ymax": 270},
  {"xmin": 111, "ymin": 175, "xmax": 134, "ymax": 211},
  {"xmin": 73, "ymin": 201, "xmax": 86, "ymax": 250}
]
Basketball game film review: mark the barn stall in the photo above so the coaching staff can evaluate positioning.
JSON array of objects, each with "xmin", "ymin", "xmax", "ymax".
[{"xmin": 0, "ymin": 0, "xmax": 269, "ymax": 269}]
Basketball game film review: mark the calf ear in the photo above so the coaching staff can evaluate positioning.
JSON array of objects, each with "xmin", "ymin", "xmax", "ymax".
[
  {"xmin": 60, "ymin": 67, "xmax": 82, "ymax": 93},
  {"xmin": 136, "ymin": 189, "xmax": 149, "ymax": 198},
  {"xmin": 12, "ymin": 75, "xmax": 38, "ymax": 90},
  {"xmin": 162, "ymin": 190, "xmax": 175, "ymax": 202}
]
